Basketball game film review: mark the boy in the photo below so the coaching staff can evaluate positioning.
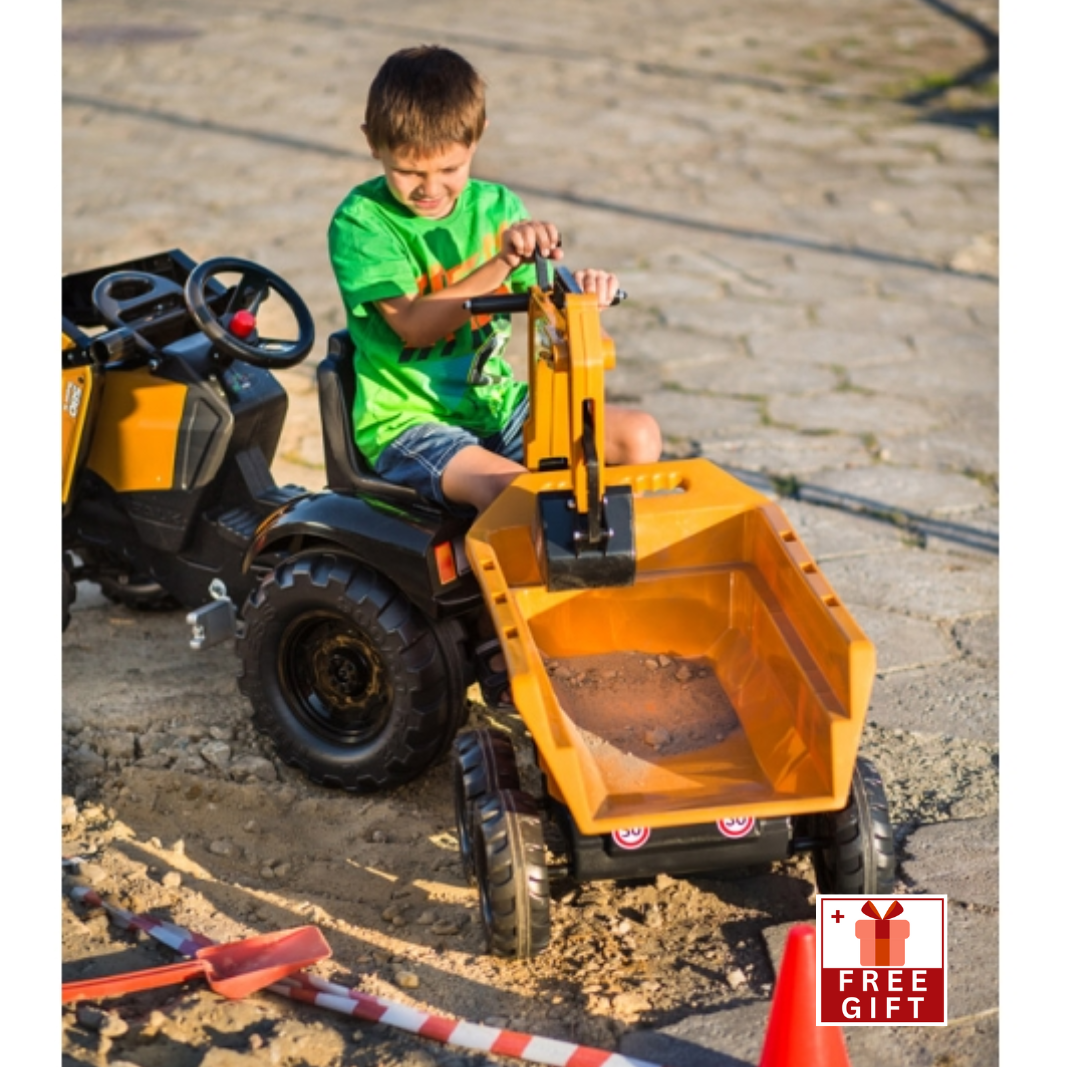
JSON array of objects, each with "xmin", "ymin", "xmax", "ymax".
[{"xmin": 328, "ymin": 45, "xmax": 661, "ymax": 516}]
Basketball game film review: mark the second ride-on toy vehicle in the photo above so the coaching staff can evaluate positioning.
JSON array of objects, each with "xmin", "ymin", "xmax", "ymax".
[{"xmin": 62, "ymin": 248, "xmax": 894, "ymax": 960}]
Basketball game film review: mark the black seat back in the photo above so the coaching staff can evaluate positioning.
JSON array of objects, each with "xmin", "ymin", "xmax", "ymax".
[{"xmin": 317, "ymin": 330, "xmax": 437, "ymax": 508}]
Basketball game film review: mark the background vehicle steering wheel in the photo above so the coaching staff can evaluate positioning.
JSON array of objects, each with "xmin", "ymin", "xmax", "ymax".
[{"xmin": 185, "ymin": 256, "xmax": 315, "ymax": 370}]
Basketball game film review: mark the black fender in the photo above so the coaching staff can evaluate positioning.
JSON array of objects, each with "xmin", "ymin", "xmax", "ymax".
[{"xmin": 243, "ymin": 490, "xmax": 485, "ymax": 620}]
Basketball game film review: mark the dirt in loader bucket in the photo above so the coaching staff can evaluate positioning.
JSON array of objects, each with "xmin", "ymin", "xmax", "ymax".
[{"xmin": 544, "ymin": 651, "xmax": 741, "ymax": 760}]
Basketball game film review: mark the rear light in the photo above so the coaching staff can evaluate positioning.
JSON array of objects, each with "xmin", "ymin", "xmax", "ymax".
[{"xmin": 434, "ymin": 540, "xmax": 458, "ymax": 585}]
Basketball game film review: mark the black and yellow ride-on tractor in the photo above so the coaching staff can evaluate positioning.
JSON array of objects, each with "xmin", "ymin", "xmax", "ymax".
[{"xmin": 62, "ymin": 249, "xmax": 485, "ymax": 790}]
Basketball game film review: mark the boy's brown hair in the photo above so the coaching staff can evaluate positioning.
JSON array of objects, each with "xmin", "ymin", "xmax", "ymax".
[{"xmin": 363, "ymin": 46, "xmax": 487, "ymax": 153}]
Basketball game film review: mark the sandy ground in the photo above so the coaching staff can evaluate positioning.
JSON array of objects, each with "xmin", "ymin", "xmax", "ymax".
[{"xmin": 62, "ymin": 596, "xmax": 831, "ymax": 1066}]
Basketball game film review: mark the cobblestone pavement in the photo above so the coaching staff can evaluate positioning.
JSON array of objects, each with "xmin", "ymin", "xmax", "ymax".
[{"xmin": 63, "ymin": 1, "xmax": 1000, "ymax": 1064}]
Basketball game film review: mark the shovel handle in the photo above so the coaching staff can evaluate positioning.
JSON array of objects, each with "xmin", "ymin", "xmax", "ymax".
[{"xmin": 62, "ymin": 958, "xmax": 208, "ymax": 1003}]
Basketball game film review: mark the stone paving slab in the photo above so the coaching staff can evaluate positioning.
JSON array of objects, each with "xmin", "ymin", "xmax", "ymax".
[
  {"xmin": 868, "ymin": 660, "xmax": 999, "ymax": 745},
  {"xmin": 850, "ymin": 606, "xmax": 958, "ymax": 674},
  {"xmin": 804, "ymin": 465, "xmax": 994, "ymax": 516},
  {"xmin": 820, "ymin": 550, "xmax": 998, "ymax": 621},
  {"xmin": 902, "ymin": 814, "xmax": 999, "ymax": 908}
]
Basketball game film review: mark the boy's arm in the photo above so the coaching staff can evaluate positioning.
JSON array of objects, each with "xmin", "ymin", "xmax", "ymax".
[{"xmin": 377, "ymin": 220, "xmax": 563, "ymax": 349}]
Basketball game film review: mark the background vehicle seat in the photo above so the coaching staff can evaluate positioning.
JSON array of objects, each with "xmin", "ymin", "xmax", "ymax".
[{"xmin": 317, "ymin": 330, "xmax": 439, "ymax": 510}]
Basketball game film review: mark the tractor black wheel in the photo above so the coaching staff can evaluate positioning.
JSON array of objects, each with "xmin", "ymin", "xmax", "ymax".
[
  {"xmin": 804, "ymin": 756, "xmax": 896, "ymax": 894},
  {"xmin": 471, "ymin": 789, "xmax": 551, "ymax": 959},
  {"xmin": 451, "ymin": 729, "xmax": 522, "ymax": 885},
  {"xmin": 63, "ymin": 554, "xmax": 77, "ymax": 631},
  {"xmin": 236, "ymin": 553, "xmax": 462, "ymax": 792}
]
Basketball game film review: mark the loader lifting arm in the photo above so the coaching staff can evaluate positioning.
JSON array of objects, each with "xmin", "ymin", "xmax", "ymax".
[{"xmin": 464, "ymin": 259, "xmax": 635, "ymax": 590}]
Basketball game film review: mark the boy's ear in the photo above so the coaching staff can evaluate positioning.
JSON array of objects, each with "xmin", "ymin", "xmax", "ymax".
[{"xmin": 361, "ymin": 124, "xmax": 380, "ymax": 159}]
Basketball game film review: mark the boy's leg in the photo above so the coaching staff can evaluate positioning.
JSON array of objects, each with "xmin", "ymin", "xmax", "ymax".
[
  {"xmin": 604, "ymin": 404, "xmax": 662, "ymax": 465},
  {"xmin": 440, "ymin": 445, "xmax": 526, "ymax": 514}
]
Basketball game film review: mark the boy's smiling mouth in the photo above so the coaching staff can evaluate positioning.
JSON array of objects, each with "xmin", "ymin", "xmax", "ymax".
[{"xmin": 367, "ymin": 138, "xmax": 480, "ymax": 220}]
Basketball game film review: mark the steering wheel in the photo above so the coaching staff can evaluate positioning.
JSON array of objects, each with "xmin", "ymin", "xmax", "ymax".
[{"xmin": 184, "ymin": 256, "xmax": 315, "ymax": 370}]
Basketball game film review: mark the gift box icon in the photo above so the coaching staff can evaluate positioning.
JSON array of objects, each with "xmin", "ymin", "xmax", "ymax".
[{"xmin": 854, "ymin": 899, "xmax": 910, "ymax": 966}]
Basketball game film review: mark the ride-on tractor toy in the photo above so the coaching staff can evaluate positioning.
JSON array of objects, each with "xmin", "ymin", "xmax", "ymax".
[
  {"xmin": 62, "ymin": 249, "xmax": 484, "ymax": 790},
  {"xmin": 62, "ymin": 248, "xmax": 894, "ymax": 961}
]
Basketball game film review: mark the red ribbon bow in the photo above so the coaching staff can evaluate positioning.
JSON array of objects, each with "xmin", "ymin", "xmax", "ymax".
[{"xmin": 861, "ymin": 899, "xmax": 903, "ymax": 938}]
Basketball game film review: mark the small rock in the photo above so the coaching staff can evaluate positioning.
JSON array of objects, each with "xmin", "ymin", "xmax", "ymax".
[
  {"xmin": 675, "ymin": 665, "xmax": 692, "ymax": 682},
  {"xmin": 209, "ymin": 839, "xmax": 234, "ymax": 856},
  {"xmin": 394, "ymin": 970, "xmax": 420, "ymax": 989},
  {"xmin": 209, "ymin": 725, "xmax": 235, "ymax": 742},
  {"xmin": 415, "ymin": 909, "xmax": 436, "ymax": 925},
  {"xmin": 613, "ymin": 991, "xmax": 651, "ymax": 1015},
  {"xmin": 172, "ymin": 753, "xmax": 208, "ymax": 774},
  {"xmin": 644, "ymin": 658, "xmax": 659, "ymax": 670},
  {"xmin": 382, "ymin": 904, "xmax": 405, "ymax": 922},
  {"xmin": 143, "ymin": 1010, "xmax": 167, "ymax": 1034},
  {"xmin": 200, "ymin": 740, "xmax": 232, "ymax": 769},
  {"xmin": 171, "ymin": 838, "xmax": 186, "ymax": 855},
  {"xmin": 259, "ymin": 865, "xmax": 275, "ymax": 879},
  {"xmin": 243, "ymin": 819, "xmax": 257, "ymax": 832},
  {"xmin": 483, "ymin": 1016, "xmax": 507, "ymax": 1029},
  {"xmin": 61, "ymin": 796, "xmax": 79, "ymax": 827},
  {"xmin": 229, "ymin": 755, "xmax": 278, "ymax": 783},
  {"xmin": 644, "ymin": 727, "xmax": 671, "ymax": 749},
  {"xmin": 273, "ymin": 862, "xmax": 291, "ymax": 877},
  {"xmin": 726, "ymin": 968, "xmax": 748, "ymax": 990},
  {"xmin": 657, "ymin": 654, "xmax": 672, "ymax": 668},
  {"xmin": 161, "ymin": 871, "xmax": 182, "ymax": 889},
  {"xmin": 135, "ymin": 755, "xmax": 171, "ymax": 770},
  {"xmin": 430, "ymin": 919, "xmax": 460, "ymax": 936},
  {"xmin": 78, "ymin": 862, "xmax": 108, "ymax": 884},
  {"xmin": 372, "ymin": 829, "xmax": 389, "ymax": 843},
  {"xmin": 75, "ymin": 1005, "xmax": 128, "ymax": 1036}
]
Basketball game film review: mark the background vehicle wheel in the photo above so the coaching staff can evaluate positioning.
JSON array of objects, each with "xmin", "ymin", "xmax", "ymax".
[
  {"xmin": 451, "ymin": 729, "xmax": 522, "ymax": 885},
  {"xmin": 471, "ymin": 789, "xmax": 551, "ymax": 959},
  {"xmin": 803, "ymin": 756, "xmax": 896, "ymax": 894},
  {"xmin": 237, "ymin": 553, "xmax": 462, "ymax": 792}
]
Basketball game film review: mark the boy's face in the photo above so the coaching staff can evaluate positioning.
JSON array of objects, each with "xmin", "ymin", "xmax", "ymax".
[{"xmin": 368, "ymin": 137, "xmax": 478, "ymax": 220}]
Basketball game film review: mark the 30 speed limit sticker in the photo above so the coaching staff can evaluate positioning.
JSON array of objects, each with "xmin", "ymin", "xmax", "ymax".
[
  {"xmin": 611, "ymin": 826, "xmax": 651, "ymax": 850},
  {"xmin": 717, "ymin": 816, "xmax": 756, "ymax": 839}
]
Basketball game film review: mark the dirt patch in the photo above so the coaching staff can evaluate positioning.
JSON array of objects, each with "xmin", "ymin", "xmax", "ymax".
[{"xmin": 546, "ymin": 652, "xmax": 742, "ymax": 757}]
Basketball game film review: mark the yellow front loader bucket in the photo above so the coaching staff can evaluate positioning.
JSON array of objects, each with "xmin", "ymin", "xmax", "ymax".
[{"xmin": 466, "ymin": 279, "xmax": 875, "ymax": 839}]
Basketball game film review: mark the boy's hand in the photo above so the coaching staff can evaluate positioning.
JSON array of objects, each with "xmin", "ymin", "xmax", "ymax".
[
  {"xmin": 572, "ymin": 268, "xmax": 620, "ymax": 308},
  {"xmin": 499, "ymin": 221, "xmax": 563, "ymax": 270}
]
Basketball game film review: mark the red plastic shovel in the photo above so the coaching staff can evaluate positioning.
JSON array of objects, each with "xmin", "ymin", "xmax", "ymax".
[{"xmin": 61, "ymin": 925, "xmax": 331, "ymax": 1004}]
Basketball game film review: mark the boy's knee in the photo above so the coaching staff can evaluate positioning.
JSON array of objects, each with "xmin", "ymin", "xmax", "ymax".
[{"xmin": 622, "ymin": 413, "xmax": 662, "ymax": 465}]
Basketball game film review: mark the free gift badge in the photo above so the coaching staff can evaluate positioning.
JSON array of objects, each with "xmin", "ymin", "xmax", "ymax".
[{"xmin": 815, "ymin": 895, "xmax": 947, "ymax": 1025}]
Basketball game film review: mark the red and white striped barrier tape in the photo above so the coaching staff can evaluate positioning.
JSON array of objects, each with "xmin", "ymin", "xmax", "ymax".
[{"xmin": 66, "ymin": 884, "xmax": 670, "ymax": 1067}]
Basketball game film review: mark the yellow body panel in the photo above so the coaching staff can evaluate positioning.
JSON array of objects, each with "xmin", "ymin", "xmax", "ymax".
[
  {"xmin": 86, "ymin": 368, "xmax": 188, "ymax": 492},
  {"xmin": 466, "ymin": 287, "xmax": 875, "ymax": 836}
]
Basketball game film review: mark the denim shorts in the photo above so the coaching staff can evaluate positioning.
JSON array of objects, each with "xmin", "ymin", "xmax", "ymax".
[{"xmin": 374, "ymin": 395, "xmax": 529, "ymax": 509}]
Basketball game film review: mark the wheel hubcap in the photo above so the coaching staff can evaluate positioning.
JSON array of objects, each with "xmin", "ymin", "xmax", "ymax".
[{"xmin": 282, "ymin": 614, "xmax": 393, "ymax": 745}]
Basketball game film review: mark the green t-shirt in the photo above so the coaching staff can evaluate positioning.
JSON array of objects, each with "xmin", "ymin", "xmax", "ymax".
[{"xmin": 328, "ymin": 177, "xmax": 535, "ymax": 467}]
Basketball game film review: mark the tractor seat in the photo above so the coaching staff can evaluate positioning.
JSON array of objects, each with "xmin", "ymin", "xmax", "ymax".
[{"xmin": 317, "ymin": 330, "xmax": 440, "ymax": 511}]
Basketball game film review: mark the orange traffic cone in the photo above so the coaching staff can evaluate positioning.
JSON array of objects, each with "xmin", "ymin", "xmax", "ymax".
[{"xmin": 758, "ymin": 924, "xmax": 852, "ymax": 1067}]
